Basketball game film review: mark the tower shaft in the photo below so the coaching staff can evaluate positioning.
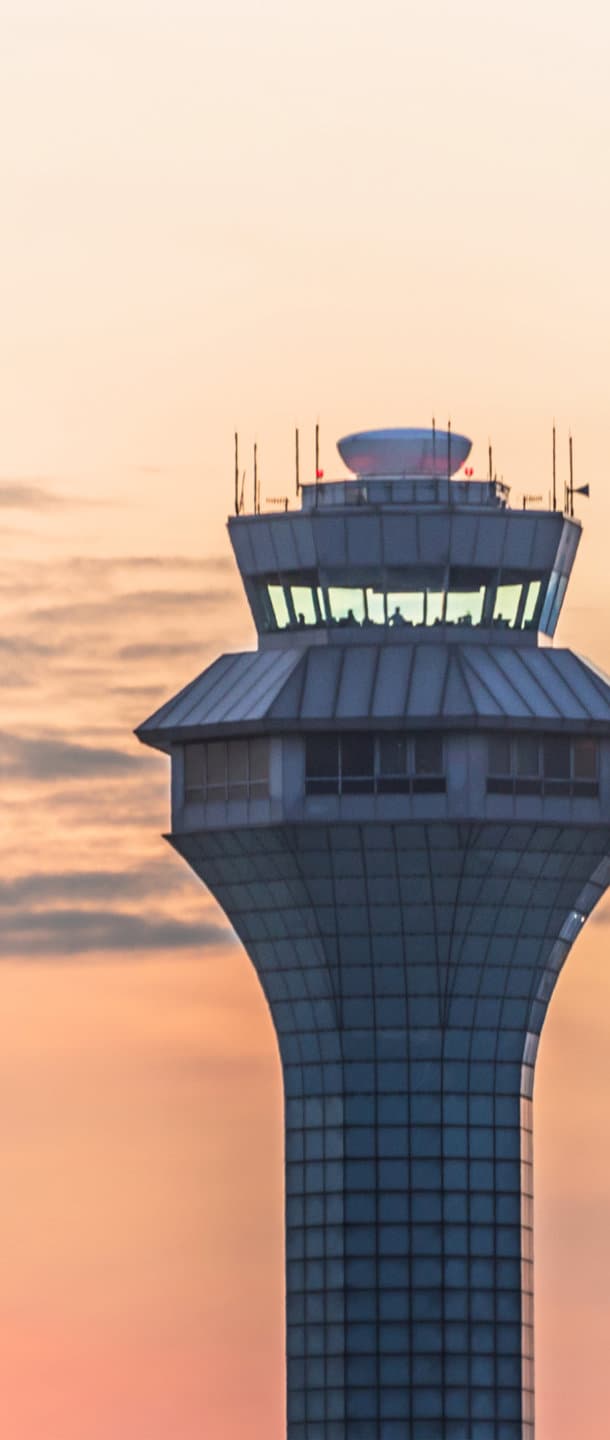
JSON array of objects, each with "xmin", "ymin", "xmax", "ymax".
[{"xmin": 173, "ymin": 820, "xmax": 610, "ymax": 1439}]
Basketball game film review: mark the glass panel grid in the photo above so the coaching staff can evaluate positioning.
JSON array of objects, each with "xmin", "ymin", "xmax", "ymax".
[
  {"xmin": 305, "ymin": 734, "xmax": 446, "ymax": 797},
  {"xmin": 180, "ymin": 813, "xmax": 610, "ymax": 1438},
  {"xmin": 487, "ymin": 734, "xmax": 599, "ymax": 797},
  {"xmin": 182, "ymin": 739, "xmax": 270, "ymax": 802}
]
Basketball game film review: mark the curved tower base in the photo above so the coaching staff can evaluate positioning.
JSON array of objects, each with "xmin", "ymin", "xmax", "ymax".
[{"xmin": 172, "ymin": 820, "xmax": 610, "ymax": 1440}]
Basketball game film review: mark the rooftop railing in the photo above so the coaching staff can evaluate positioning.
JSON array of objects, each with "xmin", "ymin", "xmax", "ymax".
[{"xmin": 300, "ymin": 475, "xmax": 511, "ymax": 511}]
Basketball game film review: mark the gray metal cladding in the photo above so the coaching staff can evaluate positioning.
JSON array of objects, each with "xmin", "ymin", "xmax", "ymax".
[
  {"xmin": 228, "ymin": 508, "xmax": 573, "ymax": 579},
  {"xmin": 137, "ymin": 643, "xmax": 610, "ymax": 745}
]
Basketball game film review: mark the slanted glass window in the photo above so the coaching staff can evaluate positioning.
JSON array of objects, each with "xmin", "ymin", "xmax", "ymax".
[
  {"xmin": 365, "ymin": 587, "xmax": 385, "ymax": 624},
  {"xmin": 387, "ymin": 591, "xmax": 424, "ymax": 626},
  {"xmin": 522, "ymin": 580, "xmax": 542, "ymax": 629},
  {"xmin": 445, "ymin": 568, "xmax": 488, "ymax": 627},
  {"xmin": 493, "ymin": 582, "xmax": 522, "ymax": 629},
  {"xmin": 326, "ymin": 588, "xmax": 366, "ymax": 626},
  {"xmin": 341, "ymin": 733, "xmax": 375, "ymax": 792},
  {"xmin": 258, "ymin": 568, "xmax": 562, "ymax": 632},
  {"xmin": 540, "ymin": 570, "xmax": 561, "ymax": 633},
  {"xmin": 267, "ymin": 584, "xmax": 290, "ymax": 629},
  {"xmin": 424, "ymin": 570, "xmax": 445, "ymax": 626},
  {"xmin": 290, "ymin": 585, "xmax": 318, "ymax": 626},
  {"xmin": 548, "ymin": 574, "xmax": 568, "ymax": 636}
]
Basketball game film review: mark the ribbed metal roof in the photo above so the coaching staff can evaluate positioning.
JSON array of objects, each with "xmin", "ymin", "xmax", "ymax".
[{"xmin": 137, "ymin": 644, "xmax": 610, "ymax": 750}]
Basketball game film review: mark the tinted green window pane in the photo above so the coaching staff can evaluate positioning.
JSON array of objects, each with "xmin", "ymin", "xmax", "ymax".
[
  {"xmin": 494, "ymin": 584, "xmax": 523, "ymax": 628},
  {"xmin": 573, "ymin": 738, "xmax": 597, "ymax": 779},
  {"xmin": 327, "ymin": 588, "xmax": 366, "ymax": 624},
  {"xmin": 365, "ymin": 588, "xmax": 386, "ymax": 624},
  {"xmin": 387, "ymin": 593, "xmax": 424, "ymax": 626},
  {"xmin": 426, "ymin": 590, "xmax": 445, "ymax": 625},
  {"xmin": 489, "ymin": 737, "xmax": 511, "ymax": 774},
  {"xmin": 522, "ymin": 580, "xmax": 542, "ymax": 628},
  {"xmin": 268, "ymin": 584, "xmax": 291, "ymax": 628},
  {"xmin": 290, "ymin": 585, "xmax": 318, "ymax": 625},
  {"xmin": 543, "ymin": 736, "xmax": 570, "ymax": 778},
  {"xmin": 515, "ymin": 737, "xmax": 539, "ymax": 777},
  {"xmin": 445, "ymin": 587, "xmax": 486, "ymax": 626}
]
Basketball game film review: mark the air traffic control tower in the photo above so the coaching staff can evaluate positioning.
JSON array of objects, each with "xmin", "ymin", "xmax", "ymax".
[{"xmin": 138, "ymin": 426, "xmax": 610, "ymax": 1439}]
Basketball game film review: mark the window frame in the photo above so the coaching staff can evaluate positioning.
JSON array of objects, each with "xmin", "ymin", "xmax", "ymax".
[{"xmin": 487, "ymin": 733, "xmax": 599, "ymax": 798}]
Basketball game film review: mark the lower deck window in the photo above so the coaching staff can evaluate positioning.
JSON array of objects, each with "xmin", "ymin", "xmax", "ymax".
[
  {"xmin": 184, "ymin": 738, "xmax": 270, "ymax": 803},
  {"xmin": 306, "ymin": 733, "xmax": 446, "ymax": 797},
  {"xmin": 487, "ymin": 734, "xmax": 599, "ymax": 797}
]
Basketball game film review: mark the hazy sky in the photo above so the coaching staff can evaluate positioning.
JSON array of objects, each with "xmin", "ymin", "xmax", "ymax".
[{"xmin": 1, "ymin": 1, "xmax": 610, "ymax": 1436}]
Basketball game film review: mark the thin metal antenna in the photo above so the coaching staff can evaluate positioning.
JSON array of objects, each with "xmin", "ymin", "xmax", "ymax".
[
  {"xmin": 552, "ymin": 423, "xmax": 557, "ymax": 511},
  {"xmin": 432, "ymin": 417, "xmax": 436, "ymax": 475},
  {"xmin": 447, "ymin": 419, "xmax": 451, "ymax": 481},
  {"xmin": 254, "ymin": 442, "xmax": 258, "ymax": 514},
  {"xmin": 239, "ymin": 470, "xmax": 246, "ymax": 514},
  {"xmin": 234, "ymin": 432, "xmax": 239, "ymax": 516},
  {"xmin": 488, "ymin": 443, "xmax": 493, "ymax": 484},
  {"xmin": 569, "ymin": 432, "xmax": 574, "ymax": 517},
  {"xmin": 296, "ymin": 427, "xmax": 300, "ymax": 496},
  {"xmin": 315, "ymin": 422, "xmax": 320, "ymax": 479}
]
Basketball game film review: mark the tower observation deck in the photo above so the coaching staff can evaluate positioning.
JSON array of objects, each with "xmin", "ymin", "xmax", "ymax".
[{"xmin": 138, "ymin": 426, "xmax": 610, "ymax": 1439}]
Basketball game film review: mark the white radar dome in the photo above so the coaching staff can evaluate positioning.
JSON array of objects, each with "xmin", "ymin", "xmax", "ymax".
[{"xmin": 337, "ymin": 427, "xmax": 472, "ymax": 479}]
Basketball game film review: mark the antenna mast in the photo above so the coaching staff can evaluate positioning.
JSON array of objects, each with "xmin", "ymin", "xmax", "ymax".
[
  {"xmin": 569, "ymin": 433, "xmax": 574, "ymax": 517},
  {"xmin": 315, "ymin": 423, "xmax": 320, "ymax": 480},
  {"xmin": 552, "ymin": 423, "xmax": 557, "ymax": 511}
]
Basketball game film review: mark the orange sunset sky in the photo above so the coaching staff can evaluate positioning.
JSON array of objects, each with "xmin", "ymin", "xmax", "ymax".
[{"xmin": 1, "ymin": 2, "xmax": 610, "ymax": 1437}]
